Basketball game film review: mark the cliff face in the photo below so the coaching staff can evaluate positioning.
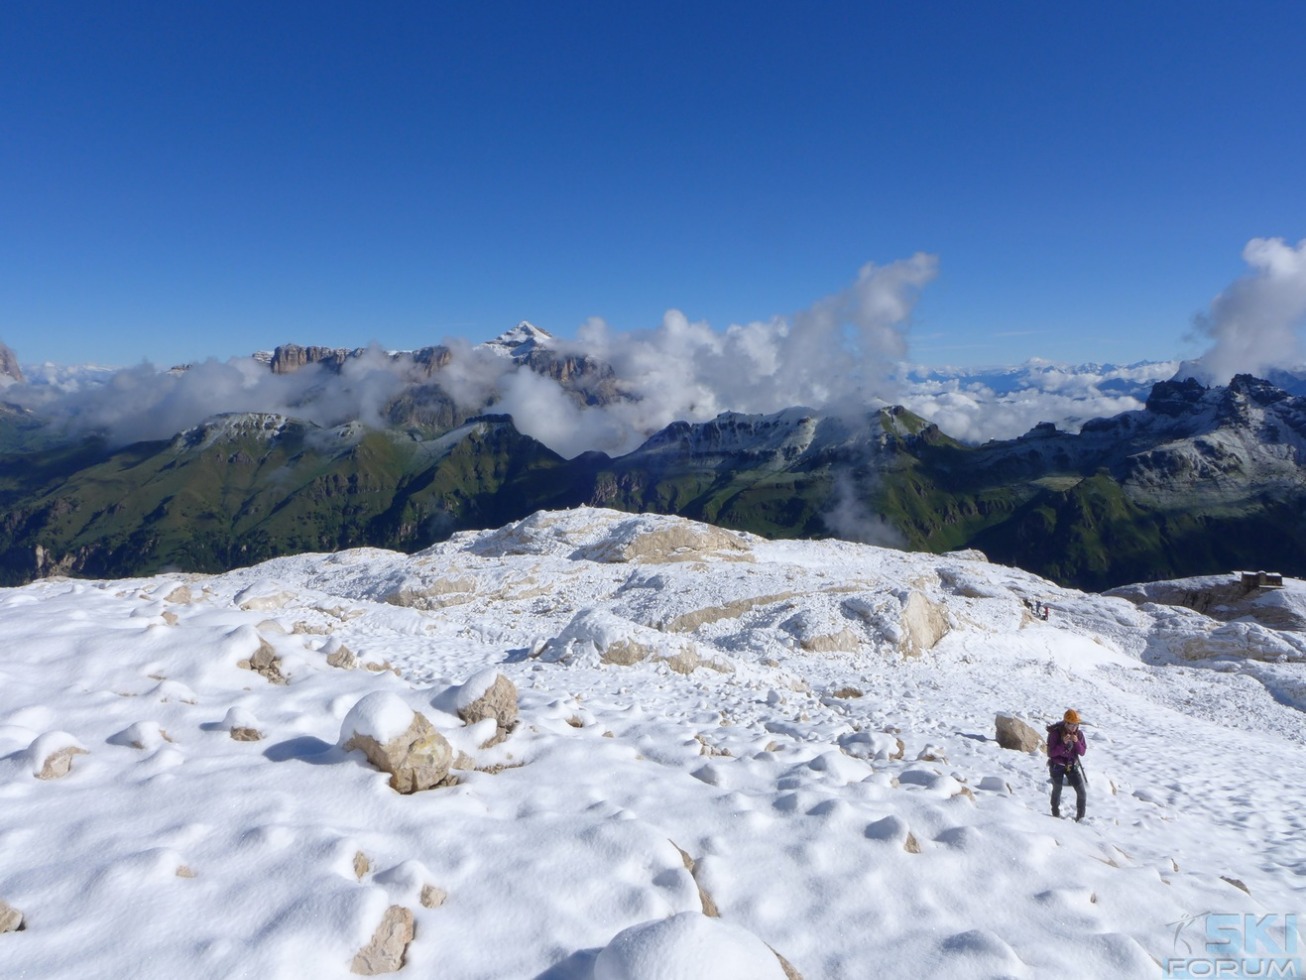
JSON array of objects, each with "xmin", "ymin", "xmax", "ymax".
[{"xmin": 0, "ymin": 342, "xmax": 22, "ymax": 383}]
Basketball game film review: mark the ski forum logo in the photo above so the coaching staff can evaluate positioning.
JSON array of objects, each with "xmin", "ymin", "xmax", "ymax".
[{"xmin": 1165, "ymin": 912, "xmax": 1301, "ymax": 977}]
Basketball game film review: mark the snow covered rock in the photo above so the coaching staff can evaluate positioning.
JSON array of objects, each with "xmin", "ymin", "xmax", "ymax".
[
  {"xmin": 221, "ymin": 707, "xmax": 264, "ymax": 742},
  {"xmin": 454, "ymin": 670, "xmax": 518, "ymax": 746},
  {"xmin": 573, "ymin": 515, "xmax": 755, "ymax": 565},
  {"xmin": 994, "ymin": 713, "xmax": 1044, "ymax": 753},
  {"xmin": 340, "ymin": 693, "xmax": 453, "ymax": 793},
  {"xmin": 108, "ymin": 721, "xmax": 174, "ymax": 750},
  {"xmin": 594, "ymin": 912, "xmax": 789, "ymax": 980},
  {"xmin": 324, "ymin": 637, "xmax": 358, "ymax": 670},
  {"xmin": 350, "ymin": 904, "xmax": 414, "ymax": 975},
  {"xmin": 25, "ymin": 731, "xmax": 88, "ymax": 779}
]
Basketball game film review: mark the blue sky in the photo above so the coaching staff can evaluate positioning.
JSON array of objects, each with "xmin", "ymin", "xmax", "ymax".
[{"xmin": 2, "ymin": 1, "xmax": 1303, "ymax": 370}]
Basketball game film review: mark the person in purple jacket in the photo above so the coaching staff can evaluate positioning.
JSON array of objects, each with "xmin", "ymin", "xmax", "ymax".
[{"xmin": 1046, "ymin": 708, "xmax": 1087, "ymax": 821}]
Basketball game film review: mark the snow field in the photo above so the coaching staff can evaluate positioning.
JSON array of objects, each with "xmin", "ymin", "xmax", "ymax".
[{"xmin": 1, "ymin": 508, "xmax": 1303, "ymax": 978}]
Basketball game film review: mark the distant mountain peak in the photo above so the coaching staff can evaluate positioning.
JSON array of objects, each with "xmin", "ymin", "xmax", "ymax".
[
  {"xmin": 0, "ymin": 341, "xmax": 22, "ymax": 384},
  {"xmin": 481, "ymin": 322, "xmax": 554, "ymax": 358}
]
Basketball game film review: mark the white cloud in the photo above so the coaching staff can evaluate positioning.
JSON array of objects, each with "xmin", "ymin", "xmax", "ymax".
[{"xmin": 1191, "ymin": 237, "xmax": 1306, "ymax": 384}]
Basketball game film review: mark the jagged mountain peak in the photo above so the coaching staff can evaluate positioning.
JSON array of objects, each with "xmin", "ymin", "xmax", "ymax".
[{"xmin": 480, "ymin": 321, "xmax": 554, "ymax": 358}]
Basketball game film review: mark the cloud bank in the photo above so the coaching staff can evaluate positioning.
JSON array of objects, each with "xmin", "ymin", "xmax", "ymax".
[
  {"xmin": 1191, "ymin": 237, "xmax": 1306, "ymax": 384},
  {"xmin": 5, "ymin": 242, "xmax": 1299, "ymax": 457}
]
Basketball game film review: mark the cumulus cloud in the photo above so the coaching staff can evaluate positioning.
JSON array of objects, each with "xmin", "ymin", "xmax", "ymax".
[
  {"xmin": 1190, "ymin": 237, "xmax": 1306, "ymax": 384},
  {"xmin": 7, "ymin": 346, "xmax": 407, "ymax": 445}
]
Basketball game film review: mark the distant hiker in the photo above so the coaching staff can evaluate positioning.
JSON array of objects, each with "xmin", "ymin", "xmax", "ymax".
[{"xmin": 1046, "ymin": 709, "xmax": 1086, "ymax": 821}]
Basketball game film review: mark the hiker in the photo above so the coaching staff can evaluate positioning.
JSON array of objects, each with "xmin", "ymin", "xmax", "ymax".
[{"xmin": 1046, "ymin": 708, "xmax": 1086, "ymax": 821}]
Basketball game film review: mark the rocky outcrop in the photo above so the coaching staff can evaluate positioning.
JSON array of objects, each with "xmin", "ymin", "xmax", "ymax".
[
  {"xmin": 0, "ymin": 898, "xmax": 23, "ymax": 933},
  {"xmin": 269, "ymin": 344, "xmax": 363, "ymax": 375},
  {"xmin": 350, "ymin": 905, "xmax": 414, "ymax": 975},
  {"xmin": 994, "ymin": 713, "xmax": 1044, "ymax": 753},
  {"xmin": 340, "ymin": 694, "xmax": 453, "ymax": 794},
  {"xmin": 0, "ymin": 342, "xmax": 22, "ymax": 383},
  {"xmin": 455, "ymin": 672, "xmax": 518, "ymax": 746}
]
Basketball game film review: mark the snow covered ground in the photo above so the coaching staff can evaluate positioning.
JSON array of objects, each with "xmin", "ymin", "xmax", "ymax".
[{"xmin": 1, "ymin": 507, "xmax": 1303, "ymax": 979}]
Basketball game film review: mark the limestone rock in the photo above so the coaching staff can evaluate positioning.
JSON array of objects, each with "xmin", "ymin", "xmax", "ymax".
[
  {"xmin": 26, "ymin": 732, "xmax": 88, "ymax": 780},
  {"xmin": 341, "ymin": 694, "xmax": 453, "ymax": 794},
  {"xmin": 455, "ymin": 672, "xmax": 518, "ymax": 747},
  {"xmin": 240, "ymin": 639, "xmax": 286, "ymax": 685},
  {"xmin": 0, "ymin": 898, "xmax": 23, "ymax": 933},
  {"xmin": 326, "ymin": 643, "xmax": 358, "ymax": 670},
  {"xmin": 898, "ymin": 590, "xmax": 950, "ymax": 657},
  {"xmin": 994, "ymin": 713, "xmax": 1045, "ymax": 753},
  {"xmin": 351, "ymin": 905, "xmax": 414, "ymax": 975},
  {"xmin": 222, "ymin": 707, "xmax": 264, "ymax": 742}
]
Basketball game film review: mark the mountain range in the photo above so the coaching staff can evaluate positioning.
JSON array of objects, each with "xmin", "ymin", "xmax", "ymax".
[{"xmin": 2, "ymin": 326, "xmax": 1305, "ymax": 590}]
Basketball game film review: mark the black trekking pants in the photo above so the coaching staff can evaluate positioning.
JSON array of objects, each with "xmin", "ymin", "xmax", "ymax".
[{"xmin": 1049, "ymin": 761, "xmax": 1085, "ymax": 819}]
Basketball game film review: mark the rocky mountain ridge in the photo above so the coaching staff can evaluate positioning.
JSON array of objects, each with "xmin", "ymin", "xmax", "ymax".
[{"xmin": 3, "ymin": 343, "xmax": 1306, "ymax": 589}]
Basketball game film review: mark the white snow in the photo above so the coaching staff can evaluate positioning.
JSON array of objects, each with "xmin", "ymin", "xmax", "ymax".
[{"xmin": 0, "ymin": 506, "xmax": 1303, "ymax": 978}]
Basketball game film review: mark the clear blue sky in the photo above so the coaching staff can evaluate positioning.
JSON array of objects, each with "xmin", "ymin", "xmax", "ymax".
[{"xmin": 2, "ymin": 1, "xmax": 1302, "ymax": 369}]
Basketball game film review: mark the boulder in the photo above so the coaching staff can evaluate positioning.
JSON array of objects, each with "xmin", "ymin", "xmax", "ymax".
[
  {"xmin": 455, "ymin": 671, "xmax": 518, "ymax": 746},
  {"xmin": 0, "ymin": 899, "xmax": 23, "ymax": 933},
  {"xmin": 899, "ymin": 591, "xmax": 950, "ymax": 657},
  {"xmin": 26, "ymin": 731, "xmax": 88, "ymax": 780},
  {"xmin": 341, "ymin": 693, "xmax": 453, "ymax": 794},
  {"xmin": 994, "ymin": 713, "xmax": 1045, "ymax": 753},
  {"xmin": 351, "ymin": 905, "xmax": 414, "ymax": 975}
]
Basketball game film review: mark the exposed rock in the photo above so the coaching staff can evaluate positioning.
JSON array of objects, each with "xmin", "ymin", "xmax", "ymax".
[
  {"xmin": 221, "ymin": 707, "xmax": 263, "ymax": 742},
  {"xmin": 176, "ymin": 865, "xmax": 197, "ymax": 879},
  {"xmin": 577, "ymin": 519, "xmax": 755, "ymax": 565},
  {"xmin": 419, "ymin": 885, "xmax": 447, "ymax": 909},
  {"xmin": 38, "ymin": 745, "xmax": 86, "ymax": 779},
  {"xmin": 270, "ymin": 343, "xmax": 363, "ymax": 375},
  {"xmin": 27, "ymin": 732, "xmax": 89, "ymax": 780},
  {"xmin": 995, "ymin": 713, "xmax": 1045, "ymax": 753},
  {"xmin": 326, "ymin": 643, "xmax": 359, "ymax": 670},
  {"xmin": 350, "ymin": 905, "xmax": 414, "ymax": 975},
  {"xmin": 341, "ymin": 694, "xmax": 453, "ymax": 794},
  {"xmin": 354, "ymin": 852, "xmax": 371, "ymax": 880},
  {"xmin": 898, "ymin": 590, "xmax": 950, "ymax": 657},
  {"xmin": 455, "ymin": 672, "xmax": 518, "ymax": 747},
  {"xmin": 238, "ymin": 639, "xmax": 286, "ymax": 685},
  {"xmin": 670, "ymin": 840, "xmax": 719, "ymax": 918},
  {"xmin": 164, "ymin": 585, "xmax": 194, "ymax": 604},
  {"xmin": 0, "ymin": 898, "xmax": 23, "ymax": 933},
  {"xmin": 0, "ymin": 341, "xmax": 22, "ymax": 383},
  {"xmin": 599, "ymin": 637, "xmax": 655, "ymax": 666},
  {"xmin": 1221, "ymin": 876, "xmax": 1251, "ymax": 895}
]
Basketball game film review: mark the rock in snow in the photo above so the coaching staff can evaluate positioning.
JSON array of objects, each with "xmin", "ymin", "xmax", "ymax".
[
  {"xmin": 340, "ymin": 692, "xmax": 453, "ymax": 793},
  {"xmin": 994, "ymin": 713, "xmax": 1045, "ymax": 753}
]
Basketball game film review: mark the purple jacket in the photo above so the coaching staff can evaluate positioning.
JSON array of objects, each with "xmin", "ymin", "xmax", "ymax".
[{"xmin": 1046, "ymin": 722, "xmax": 1086, "ymax": 766}]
